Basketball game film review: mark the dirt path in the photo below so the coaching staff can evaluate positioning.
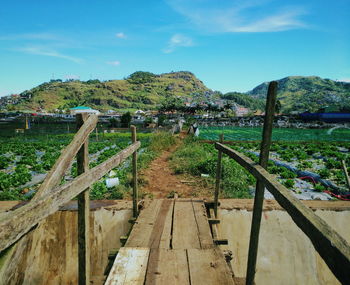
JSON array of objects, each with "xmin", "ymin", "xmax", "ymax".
[{"xmin": 140, "ymin": 135, "xmax": 212, "ymax": 199}]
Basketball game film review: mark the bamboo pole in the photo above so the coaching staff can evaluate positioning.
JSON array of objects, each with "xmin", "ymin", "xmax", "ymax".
[
  {"xmin": 214, "ymin": 133, "xmax": 224, "ymax": 217},
  {"xmin": 246, "ymin": 81, "xmax": 278, "ymax": 285},
  {"xmin": 131, "ymin": 125, "xmax": 138, "ymax": 218},
  {"xmin": 76, "ymin": 114, "xmax": 91, "ymax": 285}
]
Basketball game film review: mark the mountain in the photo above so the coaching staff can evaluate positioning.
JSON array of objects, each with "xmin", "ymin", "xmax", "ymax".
[
  {"xmin": 11, "ymin": 71, "xmax": 211, "ymax": 112},
  {"xmin": 247, "ymin": 76, "xmax": 350, "ymax": 113},
  {"xmin": 3, "ymin": 73, "xmax": 350, "ymax": 114}
]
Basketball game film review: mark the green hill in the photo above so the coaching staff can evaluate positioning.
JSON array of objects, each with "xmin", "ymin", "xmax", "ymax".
[
  {"xmin": 15, "ymin": 71, "xmax": 211, "ymax": 112},
  {"xmin": 247, "ymin": 76, "xmax": 350, "ymax": 113}
]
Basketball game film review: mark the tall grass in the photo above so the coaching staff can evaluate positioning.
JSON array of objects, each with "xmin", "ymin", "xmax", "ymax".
[{"xmin": 170, "ymin": 136, "xmax": 254, "ymax": 198}]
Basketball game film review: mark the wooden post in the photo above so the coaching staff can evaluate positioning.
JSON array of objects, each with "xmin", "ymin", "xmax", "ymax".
[
  {"xmin": 214, "ymin": 134, "xmax": 224, "ymax": 217},
  {"xmin": 95, "ymin": 127, "xmax": 99, "ymax": 141},
  {"xmin": 131, "ymin": 125, "xmax": 138, "ymax": 218},
  {"xmin": 342, "ymin": 160, "xmax": 350, "ymax": 190},
  {"xmin": 246, "ymin": 81, "xmax": 278, "ymax": 285},
  {"xmin": 76, "ymin": 114, "xmax": 90, "ymax": 285}
]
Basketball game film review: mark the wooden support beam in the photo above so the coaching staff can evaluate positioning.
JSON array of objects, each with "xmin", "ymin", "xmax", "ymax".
[
  {"xmin": 131, "ymin": 125, "xmax": 138, "ymax": 218},
  {"xmin": 208, "ymin": 218, "xmax": 220, "ymax": 225},
  {"xmin": 0, "ymin": 141, "xmax": 140, "ymax": 252},
  {"xmin": 341, "ymin": 160, "xmax": 350, "ymax": 190},
  {"xmin": 32, "ymin": 114, "xmax": 98, "ymax": 201},
  {"xmin": 215, "ymin": 142, "xmax": 350, "ymax": 285},
  {"xmin": 214, "ymin": 134, "xmax": 224, "ymax": 217},
  {"xmin": 246, "ymin": 81, "xmax": 277, "ymax": 285},
  {"xmin": 76, "ymin": 114, "xmax": 90, "ymax": 285},
  {"xmin": 214, "ymin": 239, "xmax": 228, "ymax": 245}
]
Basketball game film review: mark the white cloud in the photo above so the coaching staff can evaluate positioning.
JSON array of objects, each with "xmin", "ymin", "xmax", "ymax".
[
  {"xmin": 0, "ymin": 33, "xmax": 59, "ymax": 41},
  {"xmin": 163, "ymin": 34, "xmax": 193, "ymax": 53},
  {"xmin": 64, "ymin": 75, "xmax": 80, "ymax": 80},
  {"xmin": 16, "ymin": 46, "xmax": 82, "ymax": 63},
  {"xmin": 107, "ymin": 60, "xmax": 120, "ymax": 66},
  {"xmin": 115, "ymin": 32, "xmax": 126, "ymax": 39},
  {"xmin": 166, "ymin": 0, "xmax": 307, "ymax": 33},
  {"xmin": 337, "ymin": 78, "xmax": 350, "ymax": 83}
]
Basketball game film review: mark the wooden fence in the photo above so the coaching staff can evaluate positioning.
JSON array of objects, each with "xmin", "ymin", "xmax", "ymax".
[
  {"xmin": 0, "ymin": 114, "xmax": 140, "ymax": 285},
  {"xmin": 213, "ymin": 82, "xmax": 350, "ymax": 285}
]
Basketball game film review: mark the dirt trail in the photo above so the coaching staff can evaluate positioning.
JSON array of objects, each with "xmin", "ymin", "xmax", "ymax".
[{"xmin": 140, "ymin": 134, "xmax": 211, "ymax": 199}]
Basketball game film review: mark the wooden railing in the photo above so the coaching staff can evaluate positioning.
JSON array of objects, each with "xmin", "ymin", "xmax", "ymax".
[
  {"xmin": 213, "ymin": 82, "xmax": 350, "ymax": 285},
  {"xmin": 0, "ymin": 114, "xmax": 140, "ymax": 285}
]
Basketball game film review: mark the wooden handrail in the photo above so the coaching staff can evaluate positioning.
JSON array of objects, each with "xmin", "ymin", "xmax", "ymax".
[
  {"xmin": 215, "ymin": 142, "xmax": 350, "ymax": 285},
  {"xmin": 0, "ymin": 141, "xmax": 140, "ymax": 252},
  {"xmin": 32, "ymin": 114, "xmax": 98, "ymax": 201}
]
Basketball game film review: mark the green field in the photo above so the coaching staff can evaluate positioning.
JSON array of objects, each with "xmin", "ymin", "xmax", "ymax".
[{"xmin": 198, "ymin": 126, "xmax": 350, "ymax": 142}]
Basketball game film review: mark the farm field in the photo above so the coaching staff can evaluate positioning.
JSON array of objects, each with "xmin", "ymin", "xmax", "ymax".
[
  {"xmin": 198, "ymin": 126, "xmax": 350, "ymax": 142},
  {"xmin": 0, "ymin": 131, "xmax": 172, "ymax": 201},
  {"xmin": 193, "ymin": 127, "xmax": 350, "ymax": 200}
]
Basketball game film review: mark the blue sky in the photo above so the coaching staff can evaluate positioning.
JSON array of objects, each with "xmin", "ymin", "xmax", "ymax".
[{"xmin": 0, "ymin": 0, "xmax": 349, "ymax": 97}]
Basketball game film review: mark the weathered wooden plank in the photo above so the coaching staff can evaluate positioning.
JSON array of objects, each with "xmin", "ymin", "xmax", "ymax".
[
  {"xmin": 155, "ymin": 199, "xmax": 174, "ymax": 249},
  {"xmin": 172, "ymin": 200, "xmax": 200, "ymax": 249},
  {"xmin": 125, "ymin": 200, "xmax": 162, "ymax": 247},
  {"xmin": 131, "ymin": 125, "xmax": 138, "ymax": 217},
  {"xmin": 105, "ymin": 247, "xmax": 149, "ymax": 285},
  {"xmin": 246, "ymin": 81, "xmax": 277, "ymax": 285},
  {"xmin": 187, "ymin": 248, "xmax": 234, "ymax": 285},
  {"xmin": 32, "ymin": 114, "xmax": 98, "ymax": 201},
  {"xmin": 145, "ymin": 249, "xmax": 190, "ymax": 285},
  {"xmin": 76, "ymin": 113, "xmax": 91, "ymax": 285},
  {"xmin": 215, "ymin": 142, "xmax": 350, "ymax": 285},
  {"xmin": 214, "ymin": 133, "xmax": 224, "ymax": 216},
  {"xmin": 0, "ymin": 142, "xmax": 140, "ymax": 252},
  {"xmin": 192, "ymin": 201, "xmax": 213, "ymax": 249}
]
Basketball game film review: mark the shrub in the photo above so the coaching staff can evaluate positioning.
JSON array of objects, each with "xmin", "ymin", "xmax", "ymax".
[{"xmin": 283, "ymin": 179, "xmax": 294, "ymax": 188}]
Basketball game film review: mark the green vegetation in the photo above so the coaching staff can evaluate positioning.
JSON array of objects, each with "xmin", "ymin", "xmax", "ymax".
[
  {"xmin": 169, "ymin": 136, "xmax": 254, "ymax": 198},
  {"xmin": 10, "ymin": 71, "xmax": 210, "ymax": 112},
  {"xmin": 0, "ymin": 131, "xmax": 176, "ymax": 201},
  {"xmin": 221, "ymin": 92, "xmax": 264, "ymax": 111},
  {"xmin": 198, "ymin": 126, "xmax": 350, "ymax": 142},
  {"xmin": 248, "ymin": 76, "xmax": 350, "ymax": 113}
]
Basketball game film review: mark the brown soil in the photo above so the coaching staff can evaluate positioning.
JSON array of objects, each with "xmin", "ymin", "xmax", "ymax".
[{"xmin": 139, "ymin": 134, "xmax": 213, "ymax": 199}]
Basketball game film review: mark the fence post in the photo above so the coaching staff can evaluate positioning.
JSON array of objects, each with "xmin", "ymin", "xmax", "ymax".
[
  {"xmin": 246, "ymin": 81, "xmax": 278, "ymax": 285},
  {"xmin": 342, "ymin": 160, "xmax": 350, "ymax": 190},
  {"xmin": 214, "ymin": 133, "xmax": 224, "ymax": 217},
  {"xmin": 76, "ymin": 114, "xmax": 91, "ymax": 285},
  {"xmin": 131, "ymin": 125, "xmax": 138, "ymax": 218}
]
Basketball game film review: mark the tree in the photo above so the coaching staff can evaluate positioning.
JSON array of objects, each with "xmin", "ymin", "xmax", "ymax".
[{"xmin": 120, "ymin": 112, "xmax": 132, "ymax": 127}]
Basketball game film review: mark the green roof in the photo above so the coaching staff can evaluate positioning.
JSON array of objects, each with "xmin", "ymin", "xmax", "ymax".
[{"xmin": 70, "ymin": 106, "xmax": 92, "ymax": 110}]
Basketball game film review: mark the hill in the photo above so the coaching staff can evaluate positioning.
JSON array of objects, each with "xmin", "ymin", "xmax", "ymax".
[
  {"xmin": 13, "ymin": 71, "xmax": 211, "ymax": 112},
  {"xmin": 247, "ymin": 76, "xmax": 350, "ymax": 113}
]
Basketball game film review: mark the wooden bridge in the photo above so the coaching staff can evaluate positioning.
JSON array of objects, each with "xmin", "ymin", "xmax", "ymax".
[
  {"xmin": 105, "ymin": 199, "xmax": 236, "ymax": 284},
  {"xmin": 0, "ymin": 81, "xmax": 349, "ymax": 285}
]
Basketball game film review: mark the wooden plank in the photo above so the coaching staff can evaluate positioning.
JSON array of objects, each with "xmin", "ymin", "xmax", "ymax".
[
  {"xmin": 341, "ymin": 160, "xmax": 350, "ymax": 190},
  {"xmin": 0, "ymin": 141, "xmax": 140, "ymax": 252},
  {"xmin": 246, "ymin": 81, "xmax": 277, "ymax": 285},
  {"xmin": 192, "ymin": 201, "xmax": 214, "ymax": 249},
  {"xmin": 172, "ymin": 200, "xmax": 200, "ymax": 249},
  {"xmin": 215, "ymin": 142, "xmax": 350, "ymax": 285},
  {"xmin": 105, "ymin": 247, "xmax": 149, "ymax": 285},
  {"xmin": 157, "ymin": 200, "xmax": 174, "ymax": 249},
  {"xmin": 145, "ymin": 249, "xmax": 190, "ymax": 285},
  {"xmin": 32, "ymin": 114, "xmax": 98, "ymax": 201},
  {"xmin": 187, "ymin": 248, "xmax": 234, "ymax": 285},
  {"xmin": 131, "ymin": 125, "xmax": 138, "ymax": 217},
  {"xmin": 214, "ymin": 134, "xmax": 224, "ymax": 216},
  {"xmin": 76, "ymin": 114, "xmax": 91, "ymax": 285},
  {"xmin": 125, "ymin": 200, "xmax": 162, "ymax": 247}
]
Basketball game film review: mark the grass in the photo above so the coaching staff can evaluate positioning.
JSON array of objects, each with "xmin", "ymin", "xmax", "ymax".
[{"xmin": 169, "ymin": 136, "xmax": 254, "ymax": 198}]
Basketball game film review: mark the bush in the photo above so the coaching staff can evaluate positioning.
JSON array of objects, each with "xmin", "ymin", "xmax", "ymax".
[
  {"xmin": 282, "ymin": 179, "xmax": 294, "ymax": 188},
  {"xmin": 318, "ymin": 168, "xmax": 330, "ymax": 179}
]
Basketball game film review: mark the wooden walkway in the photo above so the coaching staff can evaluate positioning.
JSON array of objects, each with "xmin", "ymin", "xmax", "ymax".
[{"xmin": 105, "ymin": 199, "xmax": 235, "ymax": 284}]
